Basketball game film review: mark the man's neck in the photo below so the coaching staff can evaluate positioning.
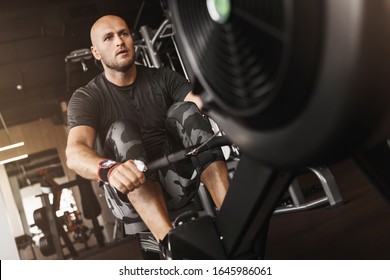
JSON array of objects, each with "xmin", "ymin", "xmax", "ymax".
[{"xmin": 104, "ymin": 65, "xmax": 137, "ymax": 87}]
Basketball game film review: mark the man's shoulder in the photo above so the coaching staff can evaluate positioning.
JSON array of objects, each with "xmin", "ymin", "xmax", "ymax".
[
  {"xmin": 137, "ymin": 65, "xmax": 187, "ymax": 88},
  {"xmin": 83, "ymin": 72, "xmax": 105, "ymax": 89},
  {"xmin": 74, "ymin": 73, "xmax": 105, "ymax": 95},
  {"xmin": 137, "ymin": 65, "xmax": 174, "ymax": 77}
]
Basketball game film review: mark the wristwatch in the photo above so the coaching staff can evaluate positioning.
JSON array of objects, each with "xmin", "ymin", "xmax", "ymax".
[{"xmin": 98, "ymin": 159, "xmax": 119, "ymax": 183}]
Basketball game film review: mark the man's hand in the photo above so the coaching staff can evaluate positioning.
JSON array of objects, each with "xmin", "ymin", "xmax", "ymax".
[{"xmin": 108, "ymin": 160, "xmax": 146, "ymax": 193}]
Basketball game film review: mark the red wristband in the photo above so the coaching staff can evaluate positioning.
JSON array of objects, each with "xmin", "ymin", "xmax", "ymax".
[{"xmin": 98, "ymin": 159, "xmax": 119, "ymax": 183}]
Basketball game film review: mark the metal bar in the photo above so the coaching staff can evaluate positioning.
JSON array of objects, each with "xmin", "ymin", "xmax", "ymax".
[
  {"xmin": 288, "ymin": 179, "xmax": 306, "ymax": 205},
  {"xmin": 274, "ymin": 197, "xmax": 328, "ymax": 214},
  {"xmin": 139, "ymin": 25, "xmax": 162, "ymax": 68},
  {"xmin": 171, "ymin": 36, "xmax": 190, "ymax": 81},
  {"xmin": 309, "ymin": 166, "xmax": 343, "ymax": 206},
  {"xmin": 151, "ymin": 19, "xmax": 170, "ymax": 46},
  {"xmin": 197, "ymin": 183, "xmax": 216, "ymax": 217},
  {"xmin": 64, "ymin": 50, "xmax": 92, "ymax": 62}
]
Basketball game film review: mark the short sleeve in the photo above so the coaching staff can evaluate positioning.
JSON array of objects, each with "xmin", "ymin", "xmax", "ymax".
[
  {"xmin": 67, "ymin": 87, "xmax": 99, "ymax": 130},
  {"xmin": 161, "ymin": 67, "xmax": 192, "ymax": 102}
]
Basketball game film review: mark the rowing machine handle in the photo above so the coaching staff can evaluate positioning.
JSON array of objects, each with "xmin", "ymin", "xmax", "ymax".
[{"xmin": 144, "ymin": 135, "xmax": 232, "ymax": 176}]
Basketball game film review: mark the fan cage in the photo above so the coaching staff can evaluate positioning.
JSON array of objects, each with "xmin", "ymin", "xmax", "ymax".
[{"xmin": 176, "ymin": 0, "xmax": 291, "ymax": 116}]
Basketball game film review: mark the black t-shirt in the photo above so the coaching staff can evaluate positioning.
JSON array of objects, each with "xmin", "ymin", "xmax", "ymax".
[{"xmin": 67, "ymin": 65, "xmax": 191, "ymax": 160}]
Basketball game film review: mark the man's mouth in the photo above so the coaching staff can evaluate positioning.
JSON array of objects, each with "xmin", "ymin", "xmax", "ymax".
[{"xmin": 116, "ymin": 49, "xmax": 128, "ymax": 56}]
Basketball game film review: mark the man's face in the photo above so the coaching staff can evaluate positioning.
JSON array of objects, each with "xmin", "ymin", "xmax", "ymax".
[{"xmin": 91, "ymin": 17, "xmax": 135, "ymax": 72}]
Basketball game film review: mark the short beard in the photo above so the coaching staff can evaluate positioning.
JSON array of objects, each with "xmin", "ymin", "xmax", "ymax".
[{"xmin": 102, "ymin": 56, "xmax": 135, "ymax": 72}]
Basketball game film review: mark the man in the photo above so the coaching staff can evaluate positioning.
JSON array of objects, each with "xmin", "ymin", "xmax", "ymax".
[{"xmin": 65, "ymin": 15, "xmax": 229, "ymax": 246}]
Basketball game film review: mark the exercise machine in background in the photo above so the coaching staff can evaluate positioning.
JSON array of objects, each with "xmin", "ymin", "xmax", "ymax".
[{"xmin": 33, "ymin": 171, "xmax": 104, "ymax": 259}]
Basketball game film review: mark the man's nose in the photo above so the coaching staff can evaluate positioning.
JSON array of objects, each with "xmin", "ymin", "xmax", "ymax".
[{"xmin": 114, "ymin": 35, "xmax": 124, "ymax": 46}]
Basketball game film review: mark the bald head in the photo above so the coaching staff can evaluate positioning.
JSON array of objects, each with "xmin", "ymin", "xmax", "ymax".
[
  {"xmin": 90, "ymin": 15, "xmax": 130, "ymax": 46},
  {"xmin": 89, "ymin": 15, "xmax": 136, "ymax": 75}
]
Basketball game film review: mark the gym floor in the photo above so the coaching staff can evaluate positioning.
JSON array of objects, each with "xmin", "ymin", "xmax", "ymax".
[
  {"xmin": 266, "ymin": 158, "xmax": 390, "ymax": 260},
  {"xmin": 78, "ymin": 158, "xmax": 390, "ymax": 260}
]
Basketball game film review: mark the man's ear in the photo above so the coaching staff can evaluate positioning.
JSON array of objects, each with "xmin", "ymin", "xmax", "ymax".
[{"xmin": 91, "ymin": 46, "xmax": 101, "ymax": 60}]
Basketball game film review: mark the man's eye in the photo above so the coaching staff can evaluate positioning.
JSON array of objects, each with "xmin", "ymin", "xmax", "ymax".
[
  {"xmin": 121, "ymin": 32, "xmax": 128, "ymax": 37},
  {"xmin": 104, "ymin": 36, "xmax": 112, "ymax": 41}
]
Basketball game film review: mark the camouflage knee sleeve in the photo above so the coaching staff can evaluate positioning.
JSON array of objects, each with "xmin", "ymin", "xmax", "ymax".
[
  {"xmin": 104, "ymin": 119, "xmax": 148, "ymax": 163},
  {"xmin": 160, "ymin": 102, "xmax": 226, "ymax": 210},
  {"xmin": 165, "ymin": 101, "xmax": 225, "ymax": 172}
]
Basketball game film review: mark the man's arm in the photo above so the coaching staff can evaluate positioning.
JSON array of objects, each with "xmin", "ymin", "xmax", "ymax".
[
  {"xmin": 66, "ymin": 125, "xmax": 146, "ymax": 193},
  {"xmin": 66, "ymin": 125, "xmax": 102, "ymax": 180},
  {"xmin": 184, "ymin": 91, "xmax": 204, "ymax": 109}
]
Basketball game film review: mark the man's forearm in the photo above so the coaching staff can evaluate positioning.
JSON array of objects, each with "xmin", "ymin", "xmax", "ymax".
[{"xmin": 66, "ymin": 143, "xmax": 104, "ymax": 181}]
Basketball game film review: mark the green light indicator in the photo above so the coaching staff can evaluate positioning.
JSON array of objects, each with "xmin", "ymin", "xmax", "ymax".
[{"xmin": 206, "ymin": 0, "xmax": 231, "ymax": 24}]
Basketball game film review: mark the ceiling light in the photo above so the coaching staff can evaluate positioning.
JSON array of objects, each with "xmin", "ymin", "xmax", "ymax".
[
  {"xmin": 0, "ymin": 142, "xmax": 24, "ymax": 152},
  {"xmin": 0, "ymin": 112, "xmax": 26, "ymax": 157},
  {"xmin": 0, "ymin": 154, "xmax": 28, "ymax": 165}
]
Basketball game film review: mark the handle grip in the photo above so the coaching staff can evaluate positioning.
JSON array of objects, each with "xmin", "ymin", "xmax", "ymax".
[{"xmin": 144, "ymin": 135, "xmax": 232, "ymax": 176}]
